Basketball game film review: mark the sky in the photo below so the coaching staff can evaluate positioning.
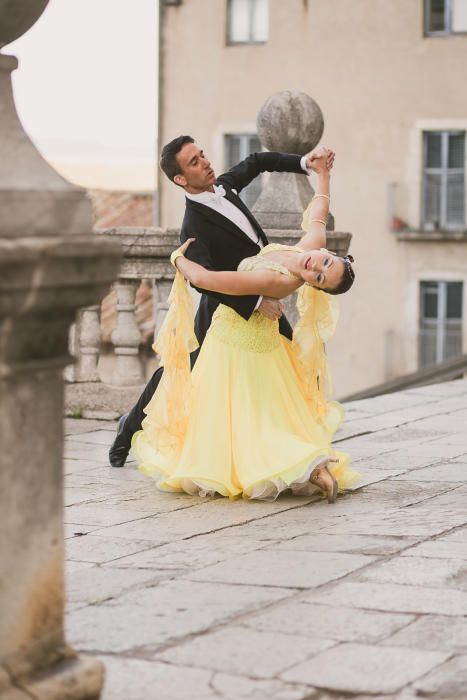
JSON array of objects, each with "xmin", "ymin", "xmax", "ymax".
[{"xmin": 5, "ymin": 0, "xmax": 157, "ymax": 190}]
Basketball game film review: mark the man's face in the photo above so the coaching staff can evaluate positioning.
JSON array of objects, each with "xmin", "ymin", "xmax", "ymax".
[{"xmin": 174, "ymin": 142, "xmax": 217, "ymax": 193}]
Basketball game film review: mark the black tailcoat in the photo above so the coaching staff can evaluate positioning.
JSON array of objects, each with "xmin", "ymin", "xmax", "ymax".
[{"xmin": 181, "ymin": 150, "xmax": 305, "ymax": 345}]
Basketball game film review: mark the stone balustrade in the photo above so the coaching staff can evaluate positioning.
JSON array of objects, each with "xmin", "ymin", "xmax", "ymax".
[{"xmin": 69, "ymin": 226, "xmax": 352, "ymax": 391}]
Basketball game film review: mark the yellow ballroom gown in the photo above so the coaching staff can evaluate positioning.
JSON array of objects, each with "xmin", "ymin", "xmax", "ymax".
[{"xmin": 132, "ymin": 244, "xmax": 359, "ymax": 500}]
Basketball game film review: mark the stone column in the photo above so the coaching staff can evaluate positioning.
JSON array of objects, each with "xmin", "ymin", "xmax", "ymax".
[{"xmin": 0, "ymin": 4, "xmax": 121, "ymax": 699}]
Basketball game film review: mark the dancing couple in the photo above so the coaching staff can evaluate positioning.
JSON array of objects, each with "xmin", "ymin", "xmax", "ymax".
[{"xmin": 110, "ymin": 136, "xmax": 359, "ymax": 502}]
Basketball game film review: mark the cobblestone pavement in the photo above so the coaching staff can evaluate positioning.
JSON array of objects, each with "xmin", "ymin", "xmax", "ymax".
[{"xmin": 64, "ymin": 380, "xmax": 467, "ymax": 700}]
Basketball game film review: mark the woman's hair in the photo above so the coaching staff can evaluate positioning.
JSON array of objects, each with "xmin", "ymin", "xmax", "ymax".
[
  {"xmin": 159, "ymin": 135, "xmax": 194, "ymax": 182},
  {"xmin": 325, "ymin": 255, "xmax": 355, "ymax": 295}
]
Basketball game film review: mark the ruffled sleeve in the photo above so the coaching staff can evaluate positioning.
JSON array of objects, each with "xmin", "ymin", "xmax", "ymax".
[
  {"xmin": 141, "ymin": 264, "xmax": 199, "ymax": 454},
  {"xmin": 292, "ymin": 285, "xmax": 339, "ymax": 421}
]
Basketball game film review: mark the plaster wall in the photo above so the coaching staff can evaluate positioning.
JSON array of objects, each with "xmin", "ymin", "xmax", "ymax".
[{"xmin": 158, "ymin": 0, "xmax": 467, "ymax": 395}]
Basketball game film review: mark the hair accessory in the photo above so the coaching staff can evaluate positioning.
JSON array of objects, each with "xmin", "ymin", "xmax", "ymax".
[{"xmin": 342, "ymin": 254, "xmax": 355, "ymax": 281}]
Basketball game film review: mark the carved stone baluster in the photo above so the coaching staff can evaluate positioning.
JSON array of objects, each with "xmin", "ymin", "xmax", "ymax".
[
  {"xmin": 76, "ymin": 305, "xmax": 101, "ymax": 381},
  {"xmin": 110, "ymin": 278, "xmax": 144, "ymax": 385}
]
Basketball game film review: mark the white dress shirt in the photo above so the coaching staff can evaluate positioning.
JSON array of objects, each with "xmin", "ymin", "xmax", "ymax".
[{"xmin": 185, "ymin": 185, "xmax": 262, "ymax": 247}]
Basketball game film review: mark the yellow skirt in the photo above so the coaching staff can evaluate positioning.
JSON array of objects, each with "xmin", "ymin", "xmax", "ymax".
[{"xmin": 132, "ymin": 306, "xmax": 359, "ymax": 500}]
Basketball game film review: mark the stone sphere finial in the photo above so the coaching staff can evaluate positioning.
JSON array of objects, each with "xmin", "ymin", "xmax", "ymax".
[
  {"xmin": 0, "ymin": 0, "xmax": 49, "ymax": 49},
  {"xmin": 256, "ymin": 90, "xmax": 324, "ymax": 155}
]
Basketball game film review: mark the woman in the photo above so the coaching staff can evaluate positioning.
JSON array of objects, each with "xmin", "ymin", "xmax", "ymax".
[{"xmin": 132, "ymin": 148, "xmax": 359, "ymax": 503}]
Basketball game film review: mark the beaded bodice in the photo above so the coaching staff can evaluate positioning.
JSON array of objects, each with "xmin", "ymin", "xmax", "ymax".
[
  {"xmin": 237, "ymin": 243, "xmax": 303, "ymax": 278},
  {"xmin": 208, "ymin": 244, "xmax": 306, "ymax": 352}
]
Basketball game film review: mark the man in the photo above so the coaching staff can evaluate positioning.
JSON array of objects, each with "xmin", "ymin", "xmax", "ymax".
[{"xmin": 109, "ymin": 136, "xmax": 332, "ymax": 468}]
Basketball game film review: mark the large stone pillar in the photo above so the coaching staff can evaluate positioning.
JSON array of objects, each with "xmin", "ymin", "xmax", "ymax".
[{"xmin": 0, "ymin": 4, "xmax": 120, "ymax": 699}]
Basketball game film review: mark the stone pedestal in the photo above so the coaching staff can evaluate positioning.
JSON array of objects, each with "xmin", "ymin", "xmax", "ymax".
[
  {"xmin": 0, "ymin": 5, "xmax": 121, "ymax": 697},
  {"xmin": 253, "ymin": 90, "xmax": 335, "ymax": 231}
]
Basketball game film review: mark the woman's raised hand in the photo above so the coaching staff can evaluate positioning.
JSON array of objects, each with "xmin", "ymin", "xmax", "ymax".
[{"xmin": 305, "ymin": 146, "xmax": 335, "ymax": 173}]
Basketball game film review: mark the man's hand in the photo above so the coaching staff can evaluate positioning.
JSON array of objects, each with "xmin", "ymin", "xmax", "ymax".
[
  {"xmin": 257, "ymin": 297, "xmax": 284, "ymax": 321},
  {"xmin": 304, "ymin": 146, "xmax": 335, "ymax": 172}
]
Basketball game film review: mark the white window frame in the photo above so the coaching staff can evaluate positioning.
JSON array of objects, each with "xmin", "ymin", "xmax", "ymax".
[
  {"xmin": 405, "ymin": 121, "xmax": 467, "ymax": 232},
  {"xmin": 425, "ymin": 0, "xmax": 467, "ymax": 36},
  {"xmin": 422, "ymin": 130, "xmax": 465, "ymax": 231},
  {"xmin": 419, "ymin": 279, "xmax": 464, "ymax": 366},
  {"xmin": 227, "ymin": 0, "xmax": 268, "ymax": 45}
]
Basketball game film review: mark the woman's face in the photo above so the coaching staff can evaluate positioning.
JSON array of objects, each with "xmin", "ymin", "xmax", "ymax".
[{"xmin": 297, "ymin": 249, "xmax": 345, "ymax": 291}]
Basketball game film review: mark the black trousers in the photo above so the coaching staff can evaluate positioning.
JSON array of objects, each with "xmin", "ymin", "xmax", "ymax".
[{"xmin": 124, "ymin": 348, "xmax": 200, "ymax": 437}]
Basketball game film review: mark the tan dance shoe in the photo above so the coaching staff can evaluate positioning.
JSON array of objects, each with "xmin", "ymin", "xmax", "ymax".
[{"xmin": 310, "ymin": 460, "xmax": 338, "ymax": 503}]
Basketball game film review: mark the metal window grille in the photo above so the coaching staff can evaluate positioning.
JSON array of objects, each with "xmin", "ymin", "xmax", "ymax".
[
  {"xmin": 224, "ymin": 133, "xmax": 262, "ymax": 208},
  {"xmin": 425, "ymin": 0, "xmax": 467, "ymax": 35},
  {"xmin": 419, "ymin": 280, "xmax": 463, "ymax": 367},
  {"xmin": 227, "ymin": 0, "xmax": 268, "ymax": 44},
  {"xmin": 423, "ymin": 131, "xmax": 465, "ymax": 230}
]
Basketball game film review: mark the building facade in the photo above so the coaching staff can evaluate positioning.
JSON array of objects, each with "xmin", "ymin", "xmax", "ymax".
[{"xmin": 158, "ymin": 0, "xmax": 467, "ymax": 397}]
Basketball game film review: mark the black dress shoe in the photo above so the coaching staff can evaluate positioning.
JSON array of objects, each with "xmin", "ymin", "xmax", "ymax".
[{"xmin": 109, "ymin": 413, "xmax": 132, "ymax": 468}]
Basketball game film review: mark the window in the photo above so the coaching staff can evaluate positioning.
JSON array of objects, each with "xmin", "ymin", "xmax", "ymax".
[
  {"xmin": 227, "ymin": 0, "xmax": 268, "ymax": 44},
  {"xmin": 425, "ymin": 0, "xmax": 467, "ymax": 35},
  {"xmin": 423, "ymin": 131, "xmax": 465, "ymax": 230},
  {"xmin": 419, "ymin": 281, "xmax": 463, "ymax": 367},
  {"xmin": 224, "ymin": 133, "xmax": 262, "ymax": 208}
]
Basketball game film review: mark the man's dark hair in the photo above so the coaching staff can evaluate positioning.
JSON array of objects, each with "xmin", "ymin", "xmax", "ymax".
[
  {"xmin": 159, "ymin": 135, "xmax": 194, "ymax": 183},
  {"xmin": 326, "ymin": 255, "xmax": 355, "ymax": 295}
]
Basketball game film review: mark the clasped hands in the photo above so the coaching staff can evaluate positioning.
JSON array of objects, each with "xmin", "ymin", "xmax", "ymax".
[
  {"xmin": 257, "ymin": 297, "xmax": 284, "ymax": 321},
  {"xmin": 304, "ymin": 145, "xmax": 335, "ymax": 173}
]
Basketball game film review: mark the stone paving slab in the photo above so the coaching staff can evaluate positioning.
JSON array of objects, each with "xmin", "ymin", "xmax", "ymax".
[
  {"xmin": 281, "ymin": 643, "xmax": 448, "ymax": 695},
  {"xmin": 304, "ymin": 581, "xmax": 467, "ymax": 615},
  {"xmin": 156, "ymin": 626, "xmax": 335, "ymax": 680},
  {"xmin": 97, "ymin": 655, "xmax": 316, "ymax": 700},
  {"xmin": 241, "ymin": 600, "xmax": 414, "ymax": 643},
  {"xmin": 67, "ymin": 580, "xmax": 293, "ymax": 653},
  {"xmin": 355, "ymin": 554, "xmax": 467, "ymax": 589},
  {"xmin": 381, "ymin": 614, "xmax": 467, "ymax": 653},
  {"xmin": 412, "ymin": 653, "xmax": 467, "ymax": 697},
  {"xmin": 400, "ymin": 537, "xmax": 467, "ymax": 560},
  {"xmin": 183, "ymin": 550, "xmax": 376, "ymax": 589},
  {"xmin": 63, "ymin": 379, "xmax": 467, "ymax": 699},
  {"xmin": 268, "ymin": 533, "xmax": 419, "ymax": 556}
]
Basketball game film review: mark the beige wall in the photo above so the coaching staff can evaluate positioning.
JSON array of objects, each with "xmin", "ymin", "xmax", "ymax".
[{"xmin": 159, "ymin": 0, "xmax": 467, "ymax": 396}]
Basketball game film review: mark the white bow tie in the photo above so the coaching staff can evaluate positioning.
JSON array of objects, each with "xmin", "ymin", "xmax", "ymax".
[{"xmin": 210, "ymin": 184, "xmax": 226, "ymax": 201}]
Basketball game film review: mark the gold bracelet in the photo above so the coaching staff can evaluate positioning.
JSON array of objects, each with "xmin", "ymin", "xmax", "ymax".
[
  {"xmin": 170, "ymin": 249, "xmax": 184, "ymax": 269},
  {"xmin": 312, "ymin": 194, "xmax": 330, "ymax": 201},
  {"xmin": 309, "ymin": 218, "xmax": 327, "ymax": 226}
]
